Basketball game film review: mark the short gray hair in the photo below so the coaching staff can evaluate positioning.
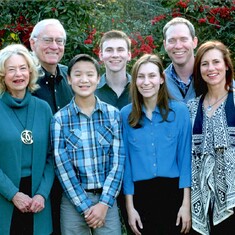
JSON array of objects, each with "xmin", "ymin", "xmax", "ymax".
[{"xmin": 30, "ymin": 18, "xmax": 66, "ymax": 41}]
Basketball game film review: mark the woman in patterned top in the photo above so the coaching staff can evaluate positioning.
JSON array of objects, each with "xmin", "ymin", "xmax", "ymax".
[{"xmin": 187, "ymin": 41, "xmax": 235, "ymax": 235}]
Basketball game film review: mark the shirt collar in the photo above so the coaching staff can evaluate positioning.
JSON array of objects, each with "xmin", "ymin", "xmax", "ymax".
[
  {"xmin": 41, "ymin": 66, "xmax": 63, "ymax": 83},
  {"xmin": 71, "ymin": 96, "xmax": 105, "ymax": 115},
  {"xmin": 170, "ymin": 64, "xmax": 192, "ymax": 85},
  {"xmin": 97, "ymin": 73, "xmax": 131, "ymax": 89}
]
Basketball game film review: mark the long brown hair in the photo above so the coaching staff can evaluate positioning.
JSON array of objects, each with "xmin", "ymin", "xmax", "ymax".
[
  {"xmin": 194, "ymin": 40, "xmax": 234, "ymax": 96},
  {"xmin": 129, "ymin": 54, "xmax": 171, "ymax": 127}
]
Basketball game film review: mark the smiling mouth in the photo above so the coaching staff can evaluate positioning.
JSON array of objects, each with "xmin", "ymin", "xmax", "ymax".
[
  {"xmin": 14, "ymin": 79, "xmax": 24, "ymax": 83},
  {"xmin": 207, "ymin": 73, "xmax": 218, "ymax": 78},
  {"xmin": 173, "ymin": 51, "xmax": 185, "ymax": 55}
]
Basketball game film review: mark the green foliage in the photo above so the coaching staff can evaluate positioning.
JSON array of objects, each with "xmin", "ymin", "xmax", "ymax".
[{"xmin": 0, "ymin": 0, "xmax": 235, "ymax": 72}]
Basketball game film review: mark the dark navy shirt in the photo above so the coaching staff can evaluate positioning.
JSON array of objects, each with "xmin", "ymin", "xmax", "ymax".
[{"xmin": 33, "ymin": 64, "xmax": 73, "ymax": 114}]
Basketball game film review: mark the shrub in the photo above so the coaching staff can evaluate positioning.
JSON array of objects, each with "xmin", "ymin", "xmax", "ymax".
[{"xmin": 1, "ymin": 0, "xmax": 235, "ymax": 71}]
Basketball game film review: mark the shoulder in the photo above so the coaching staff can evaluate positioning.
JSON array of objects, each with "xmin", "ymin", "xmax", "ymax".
[
  {"xmin": 164, "ymin": 63, "xmax": 173, "ymax": 75},
  {"xmin": 53, "ymin": 101, "xmax": 72, "ymax": 118},
  {"xmin": 57, "ymin": 63, "xmax": 68, "ymax": 70},
  {"xmin": 170, "ymin": 99, "xmax": 188, "ymax": 112},
  {"xmin": 32, "ymin": 96, "xmax": 52, "ymax": 116},
  {"xmin": 98, "ymin": 98, "xmax": 119, "ymax": 112},
  {"xmin": 187, "ymin": 96, "xmax": 201, "ymax": 110},
  {"xmin": 120, "ymin": 104, "xmax": 132, "ymax": 118},
  {"xmin": 57, "ymin": 64, "xmax": 68, "ymax": 78}
]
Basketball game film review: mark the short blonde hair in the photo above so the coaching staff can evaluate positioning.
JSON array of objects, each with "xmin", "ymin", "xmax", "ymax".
[{"xmin": 0, "ymin": 44, "xmax": 40, "ymax": 94}]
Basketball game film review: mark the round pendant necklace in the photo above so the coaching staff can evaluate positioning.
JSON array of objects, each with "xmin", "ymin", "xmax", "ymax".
[
  {"xmin": 12, "ymin": 108, "xmax": 33, "ymax": 145},
  {"xmin": 206, "ymin": 92, "xmax": 228, "ymax": 113}
]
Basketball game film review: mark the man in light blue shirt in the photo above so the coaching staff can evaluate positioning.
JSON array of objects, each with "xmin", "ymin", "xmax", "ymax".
[{"xmin": 163, "ymin": 17, "xmax": 198, "ymax": 103}]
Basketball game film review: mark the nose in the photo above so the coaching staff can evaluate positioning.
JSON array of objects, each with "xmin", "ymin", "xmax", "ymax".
[
  {"xmin": 174, "ymin": 39, "xmax": 183, "ymax": 48},
  {"xmin": 15, "ymin": 68, "xmax": 23, "ymax": 76},
  {"xmin": 208, "ymin": 63, "xmax": 215, "ymax": 71},
  {"xmin": 80, "ymin": 75, "xmax": 89, "ymax": 82},
  {"xmin": 111, "ymin": 49, "xmax": 119, "ymax": 57},
  {"xmin": 143, "ymin": 77, "xmax": 150, "ymax": 85},
  {"xmin": 49, "ymin": 40, "xmax": 60, "ymax": 49}
]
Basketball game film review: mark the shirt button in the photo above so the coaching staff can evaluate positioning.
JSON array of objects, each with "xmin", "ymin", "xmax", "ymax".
[
  {"xmin": 46, "ymin": 81, "xmax": 48, "ymax": 84},
  {"xmin": 153, "ymin": 163, "xmax": 156, "ymax": 167},
  {"xmin": 55, "ymin": 89, "xmax": 57, "ymax": 92},
  {"xmin": 57, "ymin": 106, "xmax": 60, "ymax": 110}
]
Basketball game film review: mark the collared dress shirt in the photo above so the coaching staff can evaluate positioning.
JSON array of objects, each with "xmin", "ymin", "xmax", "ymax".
[
  {"xmin": 121, "ymin": 100, "xmax": 192, "ymax": 195},
  {"xmin": 164, "ymin": 63, "xmax": 196, "ymax": 103},
  {"xmin": 33, "ymin": 64, "xmax": 73, "ymax": 114},
  {"xmin": 95, "ymin": 73, "xmax": 131, "ymax": 110},
  {"xmin": 50, "ymin": 97, "xmax": 125, "ymax": 214}
]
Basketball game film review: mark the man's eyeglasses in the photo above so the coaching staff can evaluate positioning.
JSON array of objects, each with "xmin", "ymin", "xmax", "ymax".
[{"xmin": 35, "ymin": 37, "xmax": 66, "ymax": 46}]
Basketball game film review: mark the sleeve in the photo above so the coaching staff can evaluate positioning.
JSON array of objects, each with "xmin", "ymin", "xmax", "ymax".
[
  {"xmin": 99, "ymin": 110, "xmax": 126, "ymax": 207},
  {"xmin": 35, "ymin": 105, "xmax": 55, "ymax": 200},
  {"xmin": 50, "ymin": 114, "xmax": 92, "ymax": 214},
  {"xmin": 121, "ymin": 109, "xmax": 135, "ymax": 195},
  {"xmin": 0, "ymin": 170, "xmax": 18, "ymax": 201},
  {"xmin": 177, "ymin": 105, "xmax": 192, "ymax": 188}
]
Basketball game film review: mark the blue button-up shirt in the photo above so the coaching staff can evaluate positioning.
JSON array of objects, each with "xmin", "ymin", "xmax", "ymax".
[
  {"xmin": 50, "ymin": 97, "xmax": 125, "ymax": 214},
  {"xmin": 121, "ymin": 100, "xmax": 192, "ymax": 195}
]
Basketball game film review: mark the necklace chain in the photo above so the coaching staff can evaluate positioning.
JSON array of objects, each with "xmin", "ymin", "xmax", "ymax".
[
  {"xmin": 12, "ymin": 107, "xmax": 33, "ymax": 144},
  {"xmin": 206, "ymin": 93, "xmax": 228, "ymax": 112}
]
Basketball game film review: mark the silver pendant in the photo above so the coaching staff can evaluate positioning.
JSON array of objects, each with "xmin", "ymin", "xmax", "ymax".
[
  {"xmin": 207, "ymin": 105, "xmax": 212, "ymax": 111},
  {"xmin": 21, "ymin": 130, "xmax": 33, "ymax": 144}
]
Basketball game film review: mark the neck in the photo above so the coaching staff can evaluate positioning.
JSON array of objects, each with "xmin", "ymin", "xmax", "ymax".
[
  {"xmin": 41, "ymin": 63, "xmax": 57, "ymax": 75},
  {"xmin": 75, "ymin": 95, "xmax": 96, "ymax": 116},
  {"xmin": 10, "ymin": 90, "xmax": 26, "ymax": 99},
  {"xmin": 207, "ymin": 84, "xmax": 228, "ymax": 99},
  {"xmin": 143, "ymin": 96, "xmax": 158, "ymax": 119},
  {"xmin": 173, "ymin": 58, "xmax": 194, "ymax": 83},
  {"xmin": 105, "ymin": 69, "xmax": 128, "ymax": 97},
  {"xmin": 105, "ymin": 69, "xmax": 127, "ymax": 87}
]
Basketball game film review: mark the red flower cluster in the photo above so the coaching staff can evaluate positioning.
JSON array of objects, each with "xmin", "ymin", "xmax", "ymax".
[
  {"xmin": 151, "ymin": 14, "xmax": 166, "ymax": 25},
  {"xmin": 210, "ymin": 6, "xmax": 233, "ymax": 19},
  {"xmin": 0, "ymin": 15, "xmax": 33, "ymax": 49},
  {"xmin": 84, "ymin": 28, "xmax": 97, "ymax": 45},
  {"xmin": 198, "ymin": 5, "xmax": 235, "ymax": 28},
  {"xmin": 176, "ymin": 0, "xmax": 190, "ymax": 9},
  {"xmin": 130, "ymin": 33, "xmax": 156, "ymax": 59}
]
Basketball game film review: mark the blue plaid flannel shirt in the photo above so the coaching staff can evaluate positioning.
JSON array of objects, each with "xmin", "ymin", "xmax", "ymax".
[{"xmin": 50, "ymin": 97, "xmax": 125, "ymax": 214}]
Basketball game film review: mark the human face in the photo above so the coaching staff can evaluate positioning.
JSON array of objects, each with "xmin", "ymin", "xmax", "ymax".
[
  {"xmin": 99, "ymin": 38, "xmax": 131, "ymax": 73},
  {"xmin": 200, "ymin": 48, "xmax": 227, "ymax": 88},
  {"xmin": 136, "ymin": 62, "xmax": 164, "ymax": 101},
  {"xmin": 164, "ymin": 23, "xmax": 197, "ymax": 67},
  {"xmin": 30, "ymin": 24, "xmax": 65, "ymax": 67},
  {"xmin": 4, "ymin": 54, "xmax": 30, "ymax": 98},
  {"xmin": 68, "ymin": 60, "xmax": 100, "ymax": 101}
]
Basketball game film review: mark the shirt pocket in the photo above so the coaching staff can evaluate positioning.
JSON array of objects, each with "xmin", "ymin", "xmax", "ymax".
[
  {"xmin": 96, "ymin": 125, "xmax": 113, "ymax": 154},
  {"xmin": 65, "ymin": 129, "xmax": 83, "ymax": 151}
]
